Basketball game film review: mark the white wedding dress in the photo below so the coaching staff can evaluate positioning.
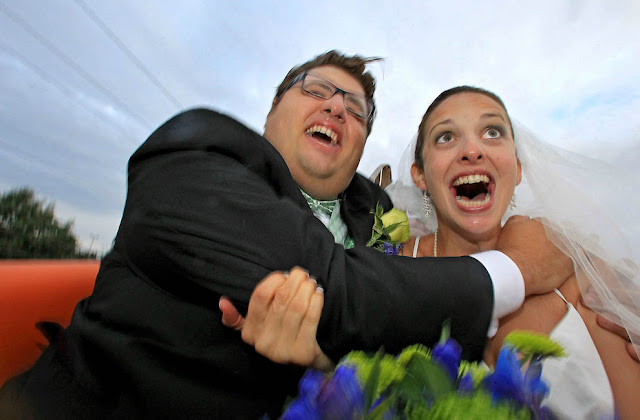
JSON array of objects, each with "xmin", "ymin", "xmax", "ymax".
[{"xmin": 543, "ymin": 290, "xmax": 614, "ymax": 419}]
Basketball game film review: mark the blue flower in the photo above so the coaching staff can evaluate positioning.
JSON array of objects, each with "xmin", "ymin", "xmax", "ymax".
[
  {"xmin": 483, "ymin": 347, "xmax": 526, "ymax": 406},
  {"xmin": 281, "ymin": 366, "xmax": 364, "ymax": 419},
  {"xmin": 382, "ymin": 242, "xmax": 400, "ymax": 255},
  {"xmin": 484, "ymin": 347, "xmax": 553, "ymax": 417},
  {"xmin": 457, "ymin": 372, "xmax": 474, "ymax": 394},
  {"xmin": 523, "ymin": 357, "xmax": 552, "ymax": 419},
  {"xmin": 280, "ymin": 398, "xmax": 322, "ymax": 420},
  {"xmin": 316, "ymin": 365, "xmax": 365, "ymax": 418},
  {"xmin": 431, "ymin": 338, "xmax": 462, "ymax": 382},
  {"xmin": 298, "ymin": 369, "xmax": 325, "ymax": 401},
  {"xmin": 281, "ymin": 370, "xmax": 325, "ymax": 420}
]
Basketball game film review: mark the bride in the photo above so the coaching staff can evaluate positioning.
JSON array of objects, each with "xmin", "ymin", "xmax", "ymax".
[{"xmin": 221, "ymin": 86, "xmax": 640, "ymax": 419}]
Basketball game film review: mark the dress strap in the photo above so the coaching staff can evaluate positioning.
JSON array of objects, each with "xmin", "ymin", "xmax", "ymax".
[
  {"xmin": 553, "ymin": 288, "xmax": 569, "ymax": 304},
  {"xmin": 412, "ymin": 236, "xmax": 421, "ymax": 258}
]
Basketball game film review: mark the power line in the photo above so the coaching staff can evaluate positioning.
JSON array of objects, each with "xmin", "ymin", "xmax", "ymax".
[
  {"xmin": 73, "ymin": 0, "xmax": 183, "ymax": 110},
  {"xmin": 0, "ymin": 1, "xmax": 154, "ymax": 129},
  {"xmin": 0, "ymin": 40, "xmax": 141, "ymax": 147}
]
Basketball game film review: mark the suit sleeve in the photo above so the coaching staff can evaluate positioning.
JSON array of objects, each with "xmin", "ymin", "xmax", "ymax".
[{"xmin": 115, "ymin": 109, "xmax": 493, "ymax": 361}]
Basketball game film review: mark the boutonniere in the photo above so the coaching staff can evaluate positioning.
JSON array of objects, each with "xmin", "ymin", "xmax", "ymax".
[{"xmin": 367, "ymin": 203, "xmax": 411, "ymax": 255}]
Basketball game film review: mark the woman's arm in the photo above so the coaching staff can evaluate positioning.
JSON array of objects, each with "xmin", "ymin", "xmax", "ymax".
[
  {"xmin": 576, "ymin": 301, "xmax": 640, "ymax": 420},
  {"xmin": 486, "ymin": 273, "xmax": 639, "ymax": 418},
  {"xmin": 483, "ymin": 286, "xmax": 570, "ymax": 366}
]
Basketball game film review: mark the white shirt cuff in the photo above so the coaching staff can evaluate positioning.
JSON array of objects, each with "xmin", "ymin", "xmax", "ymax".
[{"xmin": 470, "ymin": 250, "xmax": 525, "ymax": 337}]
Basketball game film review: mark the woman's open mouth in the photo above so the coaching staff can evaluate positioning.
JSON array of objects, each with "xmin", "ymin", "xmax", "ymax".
[{"xmin": 451, "ymin": 174, "xmax": 493, "ymax": 209}]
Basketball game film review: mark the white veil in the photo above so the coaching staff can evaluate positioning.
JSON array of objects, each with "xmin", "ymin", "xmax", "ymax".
[{"xmin": 386, "ymin": 121, "xmax": 640, "ymax": 358}]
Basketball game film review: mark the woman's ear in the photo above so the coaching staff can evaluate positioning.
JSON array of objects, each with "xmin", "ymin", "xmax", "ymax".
[
  {"xmin": 516, "ymin": 158, "xmax": 522, "ymax": 186},
  {"xmin": 411, "ymin": 163, "xmax": 428, "ymax": 191}
]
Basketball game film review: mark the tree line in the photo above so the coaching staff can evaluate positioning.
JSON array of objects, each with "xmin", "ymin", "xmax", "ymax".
[{"xmin": 0, "ymin": 187, "xmax": 98, "ymax": 259}]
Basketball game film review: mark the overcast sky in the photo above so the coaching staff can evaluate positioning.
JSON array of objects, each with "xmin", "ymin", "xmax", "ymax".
[{"xmin": 1, "ymin": 0, "xmax": 639, "ymax": 256}]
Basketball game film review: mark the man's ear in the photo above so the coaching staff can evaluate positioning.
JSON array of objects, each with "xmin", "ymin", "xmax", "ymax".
[
  {"xmin": 411, "ymin": 163, "xmax": 428, "ymax": 191},
  {"xmin": 266, "ymin": 97, "xmax": 279, "ymax": 117},
  {"xmin": 516, "ymin": 158, "xmax": 522, "ymax": 186}
]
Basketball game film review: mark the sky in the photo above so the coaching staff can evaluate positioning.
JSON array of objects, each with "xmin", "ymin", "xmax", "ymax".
[{"xmin": 1, "ymin": 0, "xmax": 639, "ymax": 257}]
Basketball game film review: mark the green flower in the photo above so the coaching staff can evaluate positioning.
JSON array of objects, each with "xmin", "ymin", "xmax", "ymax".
[
  {"xmin": 408, "ymin": 390, "xmax": 531, "ymax": 420},
  {"xmin": 341, "ymin": 350, "xmax": 405, "ymax": 401},
  {"xmin": 504, "ymin": 330, "xmax": 567, "ymax": 360},
  {"xmin": 459, "ymin": 360, "xmax": 489, "ymax": 388}
]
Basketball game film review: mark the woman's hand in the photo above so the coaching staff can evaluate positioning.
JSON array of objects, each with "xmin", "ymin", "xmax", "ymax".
[{"xmin": 219, "ymin": 267, "xmax": 334, "ymax": 371}]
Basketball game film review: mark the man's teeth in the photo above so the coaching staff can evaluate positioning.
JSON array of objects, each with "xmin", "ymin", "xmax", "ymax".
[
  {"xmin": 452, "ymin": 174, "xmax": 490, "ymax": 186},
  {"xmin": 456, "ymin": 193, "xmax": 491, "ymax": 207},
  {"xmin": 306, "ymin": 125, "xmax": 338, "ymax": 144}
]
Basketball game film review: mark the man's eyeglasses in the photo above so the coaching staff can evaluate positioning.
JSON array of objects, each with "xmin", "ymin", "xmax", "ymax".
[{"xmin": 286, "ymin": 72, "xmax": 373, "ymax": 121}]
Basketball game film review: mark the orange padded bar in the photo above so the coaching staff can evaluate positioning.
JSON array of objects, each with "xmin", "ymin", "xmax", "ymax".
[{"xmin": 0, "ymin": 260, "xmax": 99, "ymax": 386}]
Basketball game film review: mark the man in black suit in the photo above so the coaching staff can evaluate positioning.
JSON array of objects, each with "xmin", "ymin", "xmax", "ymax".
[{"xmin": 0, "ymin": 51, "xmax": 572, "ymax": 419}]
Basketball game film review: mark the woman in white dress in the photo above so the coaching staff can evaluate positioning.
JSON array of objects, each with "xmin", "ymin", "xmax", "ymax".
[
  {"xmin": 385, "ymin": 86, "xmax": 640, "ymax": 419},
  {"xmin": 221, "ymin": 86, "xmax": 640, "ymax": 419}
]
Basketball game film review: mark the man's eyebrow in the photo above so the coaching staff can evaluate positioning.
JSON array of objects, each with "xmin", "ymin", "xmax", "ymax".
[{"xmin": 427, "ymin": 118, "xmax": 453, "ymax": 138}]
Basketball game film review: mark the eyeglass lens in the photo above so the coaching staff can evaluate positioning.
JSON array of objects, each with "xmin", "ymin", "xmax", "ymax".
[{"xmin": 302, "ymin": 75, "xmax": 369, "ymax": 118}]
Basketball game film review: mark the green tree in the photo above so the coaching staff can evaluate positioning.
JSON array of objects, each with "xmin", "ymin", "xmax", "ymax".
[{"xmin": 0, "ymin": 187, "xmax": 95, "ymax": 259}]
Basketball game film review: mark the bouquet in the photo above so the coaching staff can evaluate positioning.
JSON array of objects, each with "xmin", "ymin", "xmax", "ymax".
[{"xmin": 280, "ymin": 328, "xmax": 565, "ymax": 419}]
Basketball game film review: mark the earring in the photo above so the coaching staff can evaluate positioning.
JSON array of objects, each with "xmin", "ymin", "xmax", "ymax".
[
  {"xmin": 509, "ymin": 193, "xmax": 517, "ymax": 210},
  {"xmin": 422, "ymin": 190, "xmax": 432, "ymax": 218}
]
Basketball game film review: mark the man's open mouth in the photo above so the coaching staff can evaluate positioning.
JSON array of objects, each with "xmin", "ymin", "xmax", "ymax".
[
  {"xmin": 306, "ymin": 125, "xmax": 338, "ymax": 145},
  {"xmin": 452, "ymin": 174, "xmax": 491, "ymax": 208}
]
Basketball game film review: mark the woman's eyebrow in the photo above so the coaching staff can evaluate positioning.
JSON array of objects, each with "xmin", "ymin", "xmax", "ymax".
[
  {"xmin": 427, "ymin": 118, "xmax": 453, "ymax": 137},
  {"xmin": 480, "ymin": 113, "xmax": 506, "ymax": 122}
]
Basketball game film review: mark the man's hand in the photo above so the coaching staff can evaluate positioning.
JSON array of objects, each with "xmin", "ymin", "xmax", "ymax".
[
  {"xmin": 219, "ymin": 267, "xmax": 334, "ymax": 371},
  {"xmin": 497, "ymin": 216, "xmax": 574, "ymax": 296}
]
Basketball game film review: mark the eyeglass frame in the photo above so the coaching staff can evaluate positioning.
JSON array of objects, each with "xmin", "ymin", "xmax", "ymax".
[{"xmin": 282, "ymin": 72, "xmax": 375, "ymax": 123}]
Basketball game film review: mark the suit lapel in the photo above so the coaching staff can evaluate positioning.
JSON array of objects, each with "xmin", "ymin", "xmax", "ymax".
[{"xmin": 340, "ymin": 174, "xmax": 392, "ymax": 246}]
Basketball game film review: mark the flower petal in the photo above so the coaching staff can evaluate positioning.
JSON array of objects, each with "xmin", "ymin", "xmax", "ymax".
[
  {"xmin": 483, "ymin": 347, "xmax": 525, "ymax": 405},
  {"xmin": 432, "ymin": 338, "xmax": 462, "ymax": 381},
  {"xmin": 317, "ymin": 365, "xmax": 365, "ymax": 418}
]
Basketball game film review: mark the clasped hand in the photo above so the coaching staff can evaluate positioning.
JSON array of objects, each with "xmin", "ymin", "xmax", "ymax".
[{"xmin": 219, "ymin": 267, "xmax": 334, "ymax": 371}]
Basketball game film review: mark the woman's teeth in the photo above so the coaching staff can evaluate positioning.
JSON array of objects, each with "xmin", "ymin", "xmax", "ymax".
[
  {"xmin": 452, "ymin": 174, "xmax": 490, "ymax": 186},
  {"xmin": 456, "ymin": 193, "xmax": 491, "ymax": 207}
]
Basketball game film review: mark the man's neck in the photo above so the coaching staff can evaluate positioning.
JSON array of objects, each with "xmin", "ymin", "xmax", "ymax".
[{"xmin": 297, "ymin": 182, "xmax": 340, "ymax": 201}]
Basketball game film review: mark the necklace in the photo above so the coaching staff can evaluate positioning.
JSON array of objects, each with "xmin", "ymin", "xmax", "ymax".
[{"xmin": 433, "ymin": 229, "xmax": 438, "ymax": 257}]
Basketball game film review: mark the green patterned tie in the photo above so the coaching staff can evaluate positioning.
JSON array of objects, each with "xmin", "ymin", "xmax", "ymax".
[{"xmin": 300, "ymin": 190, "xmax": 354, "ymax": 249}]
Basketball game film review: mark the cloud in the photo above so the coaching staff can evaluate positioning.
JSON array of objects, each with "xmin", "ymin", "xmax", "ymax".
[{"xmin": 0, "ymin": 0, "xmax": 638, "ymax": 251}]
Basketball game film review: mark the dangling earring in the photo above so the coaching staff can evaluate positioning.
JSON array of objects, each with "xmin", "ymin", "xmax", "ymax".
[
  {"xmin": 509, "ymin": 193, "xmax": 517, "ymax": 210},
  {"xmin": 422, "ymin": 190, "xmax": 432, "ymax": 218}
]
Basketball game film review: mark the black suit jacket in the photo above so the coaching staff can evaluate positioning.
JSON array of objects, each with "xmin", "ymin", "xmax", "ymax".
[{"xmin": 0, "ymin": 109, "xmax": 494, "ymax": 419}]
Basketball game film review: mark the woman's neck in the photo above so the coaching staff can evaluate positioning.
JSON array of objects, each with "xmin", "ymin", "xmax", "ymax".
[{"xmin": 434, "ymin": 223, "xmax": 500, "ymax": 257}]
